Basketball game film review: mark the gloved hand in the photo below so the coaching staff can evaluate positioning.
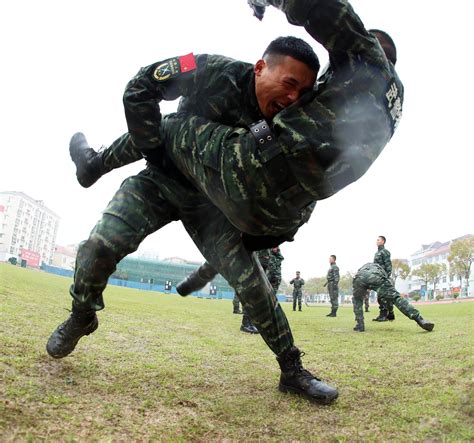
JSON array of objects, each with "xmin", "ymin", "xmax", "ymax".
[{"xmin": 247, "ymin": 0, "xmax": 270, "ymax": 20}]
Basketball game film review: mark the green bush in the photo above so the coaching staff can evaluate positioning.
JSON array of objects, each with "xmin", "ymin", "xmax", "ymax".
[{"xmin": 435, "ymin": 294, "xmax": 444, "ymax": 301}]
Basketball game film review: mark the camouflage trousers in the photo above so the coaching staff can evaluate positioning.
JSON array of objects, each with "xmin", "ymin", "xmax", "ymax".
[
  {"xmin": 328, "ymin": 283, "xmax": 339, "ymax": 310},
  {"xmin": 232, "ymin": 293, "xmax": 240, "ymax": 312},
  {"xmin": 292, "ymin": 290, "xmax": 303, "ymax": 311},
  {"xmin": 268, "ymin": 275, "xmax": 282, "ymax": 296},
  {"xmin": 352, "ymin": 264, "xmax": 419, "ymax": 322},
  {"xmin": 376, "ymin": 291, "xmax": 394, "ymax": 314},
  {"xmin": 71, "ymin": 166, "xmax": 294, "ymax": 356}
]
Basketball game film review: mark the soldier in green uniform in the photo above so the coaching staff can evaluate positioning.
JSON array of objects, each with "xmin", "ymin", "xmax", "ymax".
[
  {"xmin": 372, "ymin": 236, "xmax": 395, "ymax": 322},
  {"xmin": 267, "ymin": 247, "xmax": 284, "ymax": 295},
  {"xmin": 290, "ymin": 271, "xmax": 305, "ymax": 311},
  {"xmin": 352, "ymin": 263, "xmax": 434, "ymax": 333},
  {"xmin": 48, "ymin": 0, "xmax": 401, "ymax": 404},
  {"xmin": 47, "ymin": 35, "xmax": 339, "ymax": 404},
  {"xmin": 324, "ymin": 255, "xmax": 340, "ymax": 317}
]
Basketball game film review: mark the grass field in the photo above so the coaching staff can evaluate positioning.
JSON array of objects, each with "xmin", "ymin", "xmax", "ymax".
[{"xmin": 1, "ymin": 263, "xmax": 473, "ymax": 442}]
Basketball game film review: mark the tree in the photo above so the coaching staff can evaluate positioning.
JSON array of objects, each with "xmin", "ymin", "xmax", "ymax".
[
  {"xmin": 411, "ymin": 263, "xmax": 445, "ymax": 299},
  {"xmin": 391, "ymin": 259, "xmax": 411, "ymax": 285},
  {"xmin": 448, "ymin": 237, "xmax": 474, "ymax": 297},
  {"xmin": 338, "ymin": 271, "xmax": 354, "ymax": 295},
  {"xmin": 304, "ymin": 277, "xmax": 327, "ymax": 295}
]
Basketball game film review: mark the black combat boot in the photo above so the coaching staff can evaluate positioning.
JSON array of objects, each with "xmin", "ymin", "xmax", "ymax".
[
  {"xmin": 240, "ymin": 314, "xmax": 259, "ymax": 334},
  {"xmin": 353, "ymin": 319, "xmax": 365, "ymax": 332},
  {"xmin": 277, "ymin": 347, "xmax": 338, "ymax": 404},
  {"xmin": 365, "ymin": 307, "xmax": 369, "ymax": 312},
  {"xmin": 326, "ymin": 308, "xmax": 336, "ymax": 317},
  {"xmin": 414, "ymin": 315, "xmax": 434, "ymax": 332},
  {"xmin": 373, "ymin": 309, "xmax": 388, "ymax": 321},
  {"xmin": 46, "ymin": 307, "xmax": 98, "ymax": 358},
  {"xmin": 176, "ymin": 263, "xmax": 217, "ymax": 296},
  {"xmin": 69, "ymin": 132, "xmax": 110, "ymax": 188},
  {"xmin": 233, "ymin": 308, "xmax": 243, "ymax": 314},
  {"xmin": 387, "ymin": 310, "xmax": 395, "ymax": 321}
]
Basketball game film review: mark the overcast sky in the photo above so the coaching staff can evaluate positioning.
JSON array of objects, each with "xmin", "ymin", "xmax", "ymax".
[{"xmin": 1, "ymin": 1, "xmax": 472, "ymax": 281}]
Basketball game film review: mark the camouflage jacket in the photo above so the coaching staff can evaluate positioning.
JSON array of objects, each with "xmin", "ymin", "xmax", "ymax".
[
  {"xmin": 124, "ymin": 54, "xmax": 262, "ymax": 159},
  {"xmin": 268, "ymin": 0, "xmax": 404, "ymax": 202},
  {"xmin": 374, "ymin": 246, "xmax": 392, "ymax": 277},
  {"xmin": 326, "ymin": 263, "xmax": 340, "ymax": 286},
  {"xmin": 290, "ymin": 277, "xmax": 305, "ymax": 292}
]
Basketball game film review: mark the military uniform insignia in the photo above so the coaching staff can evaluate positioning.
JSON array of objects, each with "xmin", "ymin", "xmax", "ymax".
[
  {"xmin": 385, "ymin": 81, "xmax": 403, "ymax": 130},
  {"xmin": 153, "ymin": 53, "xmax": 196, "ymax": 82}
]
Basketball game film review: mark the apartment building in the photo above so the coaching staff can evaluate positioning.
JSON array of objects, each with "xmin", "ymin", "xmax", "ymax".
[
  {"xmin": 0, "ymin": 191, "xmax": 60, "ymax": 266},
  {"xmin": 408, "ymin": 234, "xmax": 473, "ymax": 298}
]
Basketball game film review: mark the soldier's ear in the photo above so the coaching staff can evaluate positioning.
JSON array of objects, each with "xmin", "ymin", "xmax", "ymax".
[{"xmin": 254, "ymin": 59, "xmax": 266, "ymax": 77}]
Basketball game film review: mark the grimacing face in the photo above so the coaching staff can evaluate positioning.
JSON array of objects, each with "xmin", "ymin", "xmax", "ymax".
[{"xmin": 254, "ymin": 55, "xmax": 316, "ymax": 120}]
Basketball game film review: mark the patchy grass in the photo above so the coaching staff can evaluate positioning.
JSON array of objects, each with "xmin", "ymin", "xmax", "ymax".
[{"xmin": 1, "ymin": 263, "xmax": 473, "ymax": 442}]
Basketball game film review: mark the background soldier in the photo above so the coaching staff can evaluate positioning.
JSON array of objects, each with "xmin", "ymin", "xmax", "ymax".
[
  {"xmin": 290, "ymin": 271, "xmax": 305, "ymax": 312},
  {"xmin": 324, "ymin": 255, "xmax": 340, "ymax": 317},
  {"xmin": 352, "ymin": 263, "xmax": 434, "ymax": 333},
  {"xmin": 267, "ymin": 247, "xmax": 284, "ymax": 295},
  {"xmin": 373, "ymin": 236, "xmax": 395, "ymax": 322}
]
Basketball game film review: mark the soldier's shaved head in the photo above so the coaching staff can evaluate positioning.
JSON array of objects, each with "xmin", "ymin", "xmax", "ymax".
[{"xmin": 263, "ymin": 36, "xmax": 320, "ymax": 73}]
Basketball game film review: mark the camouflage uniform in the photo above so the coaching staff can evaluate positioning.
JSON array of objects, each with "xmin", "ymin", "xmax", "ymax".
[
  {"xmin": 130, "ymin": 0, "xmax": 404, "ymax": 240},
  {"xmin": 290, "ymin": 276, "xmax": 305, "ymax": 311},
  {"xmin": 373, "ymin": 245, "xmax": 394, "ymax": 316},
  {"xmin": 267, "ymin": 248, "xmax": 284, "ymax": 295},
  {"xmin": 352, "ymin": 263, "xmax": 421, "ymax": 325},
  {"xmin": 71, "ymin": 53, "xmax": 296, "ymax": 356},
  {"xmin": 326, "ymin": 263, "xmax": 340, "ymax": 312},
  {"xmin": 363, "ymin": 289, "xmax": 370, "ymax": 312}
]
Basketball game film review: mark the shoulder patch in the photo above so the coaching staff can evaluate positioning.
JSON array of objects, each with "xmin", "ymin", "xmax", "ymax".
[{"xmin": 153, "ymin": 53, "xmax": 196, "ymax": 82}]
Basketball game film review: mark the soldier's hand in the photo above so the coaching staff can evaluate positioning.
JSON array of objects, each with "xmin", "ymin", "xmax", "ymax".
[{"xmin": 247, "ymin": 0, "xmax": 269, "ymax": 20}]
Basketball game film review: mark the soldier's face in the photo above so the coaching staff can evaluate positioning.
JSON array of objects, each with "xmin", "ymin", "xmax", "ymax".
[
  {"xmin": 254, "ymin": 56, "xmax": 316, "ymax": 120},
  {"xmin": 376, "ymin": 237, "xmax": 384, "ymax": 247}
]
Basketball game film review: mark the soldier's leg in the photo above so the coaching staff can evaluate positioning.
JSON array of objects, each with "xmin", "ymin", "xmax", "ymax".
[
  {"xmin": 352, "ymin": 278, "xmax": 366, "ymax": 332},
  {"xmin": 232, "ymin": 293, "xmax": 242, "ymax": 314},
  {"xmin": 182, "ymin": 205, "xmax": 338, "ymax": 403},
  {"xmin": 293, "ymin": 292, "xmax": 297, "ymax": 311},
  {"xmin": 69, "ymin": 132, "xmax": 143, "ymax": 188},
  {"xmin": 176, "ymin": 261, "xmax": 218, "ymax": 296},
  {"xmin": 298, "ymin": 293, "xmax": 303, "ymax": 311},
  {"xmin": 47, "ymin": 169, "xmax": 178, "ymax": 358},
  {"xmin": 377, "ymin": 279, "xmax": 434, "ymax": 331}
]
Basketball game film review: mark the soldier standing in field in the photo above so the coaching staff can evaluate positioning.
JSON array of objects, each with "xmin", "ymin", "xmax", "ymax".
[
  {"xmin": 324, "ymin": 255, "xmax": 340, "ymax": 317},
  {"xmin": 372, "ymin": 236, "xmax": 395, "ymax": 322},
  {"xmin": 290, "ymin": 271, "xmax": 305, "ymax": 312}
]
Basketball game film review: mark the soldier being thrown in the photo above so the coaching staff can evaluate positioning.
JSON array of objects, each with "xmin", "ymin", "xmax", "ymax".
[{"xmin": 352, "ymin": 263, "xmax": 434, "ymax": 333}]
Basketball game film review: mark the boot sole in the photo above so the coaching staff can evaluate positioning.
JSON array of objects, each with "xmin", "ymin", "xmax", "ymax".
[
  {"xmin": 69, "ymin": 133, "xmax": 99, "ymax": 188},
  {"xmin": 279, "ymin": 383, "xmax": 338, "ymax": 405},
  {"xmin": 46, "ymin": 318, "xmax": 98, "ymax": 359}
]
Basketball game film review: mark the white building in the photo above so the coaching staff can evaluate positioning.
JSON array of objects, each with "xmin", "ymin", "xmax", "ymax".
[
  {"xmin": 51, "ymin": 244, "xmax": 77, "ymax": 270},
  {"xmin": 0, "ymin": 191, "xmax": 60, "ymax": 266},
  {"xmin": 407, "ymin": 234, "xmax": 473, "ymax": 299}
]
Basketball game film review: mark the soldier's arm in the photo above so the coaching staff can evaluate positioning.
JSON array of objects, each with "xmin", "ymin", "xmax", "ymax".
[
  {"xmin": 334, "ymin": 266, "xmax": 340, "ymax": 284},
  {"xmin": 267, "ymin": 0, "xmax": 386, "ymax": 70},
  {"xmin": 290, "ymin": 279, "xmax": 295, "ymax": 284}
]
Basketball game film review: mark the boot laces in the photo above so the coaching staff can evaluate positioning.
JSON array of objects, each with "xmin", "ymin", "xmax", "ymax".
[{"xmin": 293, "ymin": 351, "xmax": 321, "ymax": 381}]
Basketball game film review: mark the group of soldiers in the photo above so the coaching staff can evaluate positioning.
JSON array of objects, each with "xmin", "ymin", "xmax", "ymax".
[
  {"xmin": 312, "ymin": 236, "xmax": 435, "ymax": 333},
  {"xmin": 44, "ymin": 0, "xmax": 433, "ymax": 405}
]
